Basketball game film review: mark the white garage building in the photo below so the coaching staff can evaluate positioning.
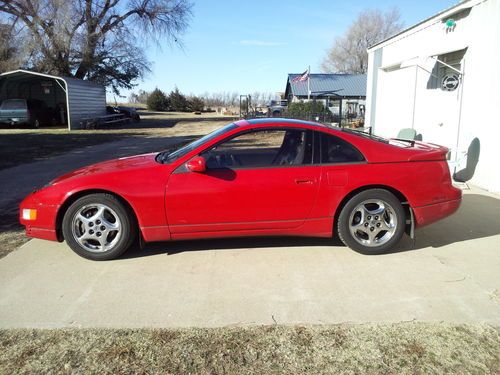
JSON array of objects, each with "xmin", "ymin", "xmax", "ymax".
[{"xmin": 366, "ymin": 0, "xmax": 500, "ymax": 192}]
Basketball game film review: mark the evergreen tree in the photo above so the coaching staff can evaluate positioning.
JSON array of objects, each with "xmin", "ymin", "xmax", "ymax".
[
  {"xmin": 187, "ymin": 96, "xmax": 205, "ymax": 112},
  {"xmin": 147, "ymin": 88, "xmax": 169, "ymax": 111},
  {"xmin": 169, "ymin": 87, "xmax": 188, "ymax": 112}
]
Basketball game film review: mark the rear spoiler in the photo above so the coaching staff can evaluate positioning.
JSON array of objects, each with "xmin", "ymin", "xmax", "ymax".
[{"xmin": 408, "ymin": 144, "xmax": 449, "ymax": 161}]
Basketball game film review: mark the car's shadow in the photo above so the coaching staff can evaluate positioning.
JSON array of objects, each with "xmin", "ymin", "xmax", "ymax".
[{"xmin": 120, "ymin": 193, "xmax": 500, "ymax": 259}]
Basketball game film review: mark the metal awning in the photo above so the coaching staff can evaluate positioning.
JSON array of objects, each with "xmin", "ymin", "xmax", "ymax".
[{"xmin": 383, "ymin": 46, "xmax": 468, "ymax": 75}]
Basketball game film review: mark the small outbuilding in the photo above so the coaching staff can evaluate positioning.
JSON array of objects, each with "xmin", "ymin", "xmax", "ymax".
[
  {"xmin": 365, "ymin": 0, "xmax": 500, "ymax": 192},
  {"xmin": 0, "ymin": 69, "xmax": 106, "ymax": 130}
]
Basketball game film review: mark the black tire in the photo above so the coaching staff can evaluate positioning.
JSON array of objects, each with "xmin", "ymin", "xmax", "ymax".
[
  {"xmin": 337, "ymin": 189, "xmax": 405, "ymax": 254},
  {"xmin": 62, "ymin": 193, "xmax": 136, "ymax": 260}
]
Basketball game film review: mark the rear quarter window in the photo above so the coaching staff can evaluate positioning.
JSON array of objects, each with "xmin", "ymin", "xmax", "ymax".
[{"xmin": 320, "ymin": 133, "xmax": 365, "ymax": 163}]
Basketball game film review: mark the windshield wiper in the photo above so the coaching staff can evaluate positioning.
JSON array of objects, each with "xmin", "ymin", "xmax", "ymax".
[{"xmin": 156, "ymin": 149, "xmax": 175, "ymax": 164}]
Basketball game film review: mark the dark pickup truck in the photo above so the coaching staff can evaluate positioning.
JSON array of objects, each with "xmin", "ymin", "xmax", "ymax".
[{"xmin": 0, "ymin": 99, "xmax": 52, "ymax": 128}]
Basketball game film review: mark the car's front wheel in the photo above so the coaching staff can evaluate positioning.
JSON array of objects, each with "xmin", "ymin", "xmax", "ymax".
[
  {"xmin": 337, "ymin": 189, "xmax": 405, "ymax": 254},
  {"xmin": 62, "ymin": 193, "xmax": 136, "ymax": 260}
]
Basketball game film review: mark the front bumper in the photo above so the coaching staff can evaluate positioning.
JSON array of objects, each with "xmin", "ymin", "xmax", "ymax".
[
  {"xmin": 19, "ymin": 192, "xmax": 60, "ymax": 242},
  {"xmin": 413, "ymin": 198, "xmax": 462, "ymax": 228}
]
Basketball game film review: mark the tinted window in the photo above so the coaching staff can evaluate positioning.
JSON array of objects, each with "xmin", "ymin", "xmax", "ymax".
[
  {"xmin": 320, "ymin": 133, "xmax": 365, "ymax": 163},
  {"xmin": 202, "ymin": 129, "xmax": 313, "ymax": 169}
]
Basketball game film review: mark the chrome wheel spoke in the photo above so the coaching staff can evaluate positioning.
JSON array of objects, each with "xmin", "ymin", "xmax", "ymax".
[
  {"xmin": 77, "ymin": 213, "xmax": 90, "ymax": 224},
  {"xmin": 367, "ymin": 229, "xmax": 378, "ymax": 242},
  {"xmin": 380, "ymin": 219, "xmax": 391, "ymax": 231},
  {"xmin": 76, "ymin": 231, "xmax": 93, "ymax": 243},
  {"xmin": 90, "ymin": 206, "xmax": 105, "ymax": 221},
  {"xmin": 101, "ymin": 216, "xmax": 120, "ymax": 231},
  {"xmin": 97, "ymin": 235, "xmax": 107, "ymax": 250}
]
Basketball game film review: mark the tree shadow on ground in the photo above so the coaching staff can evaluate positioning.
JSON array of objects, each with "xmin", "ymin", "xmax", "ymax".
[
  {"xmin": 0, "ymin": 131, "xmax": 141, "ymax": 170},
  {"xmin": 122, "ymin": 193, "xmax": 500, "ymax": 259},
  {"xmin": 112, "ymin": 113, "xmax": 238, "ymax": 130}
]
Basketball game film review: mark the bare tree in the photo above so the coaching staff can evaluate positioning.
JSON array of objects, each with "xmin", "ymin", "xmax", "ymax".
[
  {"xmin": 229, "ymin": 91, "xmax": 238, "ymax": 106},
  {"xmin": 0, "ymin": 22, "xmax": 25, "ymax": 73},
  {"xmin": 0, "ymin": 0, "xmax": 192, "ymax": 93},
  {"xmin": 321, "ymin": 8, "xmax": 403, "ymax": 74}
]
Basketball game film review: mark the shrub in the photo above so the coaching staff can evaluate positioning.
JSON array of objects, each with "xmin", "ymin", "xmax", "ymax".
[
  {"xmin": 285, "ymin": 101, "xmax": 327, "ymax": 120},
  {"xmin": 147, "ymin": 88, "xmax": 169, "ymax": 111}
]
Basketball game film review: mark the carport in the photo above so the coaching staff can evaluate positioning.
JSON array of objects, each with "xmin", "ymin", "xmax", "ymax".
[{"xmin": 0, "ymin": 69, "xmax": 106, "ymax": 130}]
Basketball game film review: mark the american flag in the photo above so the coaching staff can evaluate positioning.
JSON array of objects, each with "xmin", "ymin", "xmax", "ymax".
[{"xmin": 292, "ymin": 68, "xmax": 309, "ymax": 82}]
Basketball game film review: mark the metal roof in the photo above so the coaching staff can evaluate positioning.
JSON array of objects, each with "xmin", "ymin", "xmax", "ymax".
[
  {"xmin": 0, "ymin": 69, "xmax": 103, "ymax": 88},
  {"xmin": 287, "ymin": 73, "xmax": 367, "ymax": 98},
  {"xmin": 368, "ymin": 0, "xmax": 475, "ymax": 51}
]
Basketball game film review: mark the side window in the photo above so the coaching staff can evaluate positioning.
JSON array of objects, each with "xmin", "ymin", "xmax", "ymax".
[
  {"xmin": 202, "ymin": 129, "xmax": 313, "ymax": 169},
  {"xmin": 320, "ymin": 133, "xmax": 365, "ymax": 164}
]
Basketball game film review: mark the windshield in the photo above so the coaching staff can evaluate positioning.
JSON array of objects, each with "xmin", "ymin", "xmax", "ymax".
[{"xmin": 157, "ymin": 123, "xmax": 238, "ymax": 163}]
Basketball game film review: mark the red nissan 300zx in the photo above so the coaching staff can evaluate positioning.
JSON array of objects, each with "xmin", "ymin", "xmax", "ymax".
[{"xmin": 20, "ymin": 119, "xmax": 462, "ymax": 260}]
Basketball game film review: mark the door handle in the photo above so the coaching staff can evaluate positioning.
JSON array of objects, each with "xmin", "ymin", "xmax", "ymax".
[{"xmin": 295, "ymin": 178, "xmax": 314, "ymax": 185}]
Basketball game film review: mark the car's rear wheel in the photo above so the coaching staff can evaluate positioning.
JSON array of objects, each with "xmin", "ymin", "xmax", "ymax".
[
  {"xmin": 337, "ymin": 189, "xmax": 405, "ymax": 254},
  {"xmin": 62, "ymin": 193, "xmax": 136, "ymax": 260}
]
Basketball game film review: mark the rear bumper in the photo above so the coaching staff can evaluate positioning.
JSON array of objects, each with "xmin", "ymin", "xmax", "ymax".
[
  {"xmin": 413, "ymin": 198, "xmax": 462, "ymax": 228},
  {"xmin": 0, "ymin": 117, "xmax": 29, "ymax": 124}
]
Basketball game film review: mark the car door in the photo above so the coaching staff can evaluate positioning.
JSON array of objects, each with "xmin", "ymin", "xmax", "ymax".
[{"xmin": 165, "ymin": 127, "xmax": 321, "ymax": 235}]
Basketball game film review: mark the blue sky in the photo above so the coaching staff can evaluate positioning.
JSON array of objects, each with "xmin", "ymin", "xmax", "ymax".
[{"xmin": 115, "ymin": 0, "xmax": 458, "ymax": 100}]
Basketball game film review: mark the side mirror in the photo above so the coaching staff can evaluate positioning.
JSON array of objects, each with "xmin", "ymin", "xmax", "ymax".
[{"xmin": 186, "ymin": 156, "xmax": 206, "ymax": 173}]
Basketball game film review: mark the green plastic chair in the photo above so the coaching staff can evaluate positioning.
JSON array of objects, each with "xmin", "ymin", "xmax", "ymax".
[
  {"xmin": 453, "ymin": 138, "xmax": 480, "ymax": 183},
  {"xmin": 397, "ymin": 128, "xmax": 417, "ymax": 140}
]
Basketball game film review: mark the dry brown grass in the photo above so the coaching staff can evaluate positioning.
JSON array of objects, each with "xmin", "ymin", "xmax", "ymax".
[
  {"xmin": 0, "ymin": 324, "xmax": 498, "ymax": 374},
  {"xmin": 0, "ymin": 229, "xmax": 28, "ymax": 259}
]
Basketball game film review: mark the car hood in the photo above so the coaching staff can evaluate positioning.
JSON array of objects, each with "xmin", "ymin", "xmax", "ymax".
[{"xmin": 50, "ymin": 153, "xmax": 162, "ymax": 184}]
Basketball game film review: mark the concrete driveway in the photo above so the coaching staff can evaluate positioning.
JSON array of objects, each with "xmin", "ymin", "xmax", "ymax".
[{"xmin": 0, "ymin": 187, "xmax": 499, "ymax": 328}]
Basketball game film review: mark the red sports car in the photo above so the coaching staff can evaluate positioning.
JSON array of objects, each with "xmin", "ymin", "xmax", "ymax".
[{"xmin": 20, "ymin": 119, "xmax": 462, "ymax": 260}]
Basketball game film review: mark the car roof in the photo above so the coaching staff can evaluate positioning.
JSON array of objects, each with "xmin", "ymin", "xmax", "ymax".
[{"xmin": 235, "ymin": 118, "xmax": 333, "ymax": 130}]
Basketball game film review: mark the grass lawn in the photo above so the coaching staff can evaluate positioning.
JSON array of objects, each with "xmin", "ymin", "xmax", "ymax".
[{"xmin": 0, "ymin": 324, "xmax": 498, "ymax": 374}]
